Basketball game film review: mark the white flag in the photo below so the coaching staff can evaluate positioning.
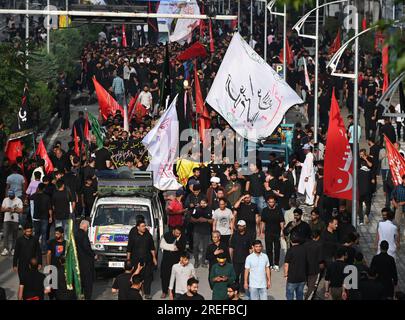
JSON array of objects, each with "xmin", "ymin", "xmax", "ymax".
[
  {"xmin": 142, "ymin": 95, "xmax": 182, "ymax": 191},
  {"xmin": 206, "ymin": 33, "xmax": 303, "ymax": 141},
  {"xmin": 303, "ymin": 57, "xmax": 311, "ymax": 92},
  {"xmin": 170, "ymin": 0, "xmax": 200, "ymax": 44}
]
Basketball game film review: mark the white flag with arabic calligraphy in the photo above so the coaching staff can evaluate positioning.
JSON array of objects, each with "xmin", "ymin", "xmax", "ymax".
[
  {"xmin": 142, "ymin": 94, "xmax": 182, "ymax": 191},
  {"xmin": 206, "ymin": 33, "xmax": 303, "ymax": 141}
]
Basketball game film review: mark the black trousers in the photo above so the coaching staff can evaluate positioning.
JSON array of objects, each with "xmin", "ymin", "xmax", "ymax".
[
  {"xmin": 160, "ymin": 261, "xmax": 175, "ymax": 295},
  {"xmin": 140, "ymin": 262, "xmax": 154, "ymax": 295},
  {"xmin": 80, "ymin": 271, "xmax": 94, "ymax": 300},
  {"xmin": 359, "ymin": 194, "xmax": 372, "ymax": 223},
  {"xmin": 233, "ymin": 262, "xmax": 245, "ymax": 292},
  {"xmin": 61, "ymin": 105, "xmax": 70, "ymax": 129},
  {"xmin": 265, "ymin": 234, "xmax": 281, "ymax": 266}
]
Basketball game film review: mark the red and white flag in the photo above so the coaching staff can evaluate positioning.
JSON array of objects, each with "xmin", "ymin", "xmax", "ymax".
[
  {"xmin": 385, "ymin": 135, "xmax": 405, "ymax": 186},
  {"xmin": 36, "ymin": 139, "xmax": 54, "ymax": 174},
  {"xmin": 324, "ymin": 88, "xmax": 353, "ymax": 200},
  {"xmin": 303, "ymin": 57, "xmax": 311, "ymax": 92}
]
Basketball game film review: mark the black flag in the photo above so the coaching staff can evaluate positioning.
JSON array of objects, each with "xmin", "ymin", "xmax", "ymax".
[
  {"xmin": 399, "ymin": 81, "xmax": 405, "ymax": 114},
  {"xmin": 160, "ymin": 42, "xmax": 172, "ymax": 108},
  {"xmin": 17, "ymin": 84, "xmax": 31, "ymax": 131}
]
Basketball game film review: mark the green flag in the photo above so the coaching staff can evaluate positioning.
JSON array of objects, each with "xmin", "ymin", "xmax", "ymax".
[
  {"xmin": 64, "ymin": 219, "xmax": 83, "ymax": 299},
  {"xmin": 159, "ymin": 42, "xmax": 171, "ymax": 108},
  {"xmin": 88, "ymin": 112, "xmax": 104, "ymax": 149}
]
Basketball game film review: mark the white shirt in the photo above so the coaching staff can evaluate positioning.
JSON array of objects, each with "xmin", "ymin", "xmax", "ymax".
[
  {"xmin": 168, "ymin": 263, "xmax": 196, "ymax": 294},
  {"xmin": 138, "ymin": 91, "xmax": 153, "ymax": 109},
  {"xmin": 377, "ymin": 220, "xmax": 398, "ymax": 258},
  {"xmin": 213, "ymin": 208, "xmax": 233, "ymax": 236},
  {"xmin": 2, "ymin": 197, "xmax": 23, "ymax": 223},
  {"xmin": 245, "ymin": 252, "xmax": 270, "ymax": 289},
  {"xmin": 123, "ymin": 65, "xmax": 131, "ymax": 80}
]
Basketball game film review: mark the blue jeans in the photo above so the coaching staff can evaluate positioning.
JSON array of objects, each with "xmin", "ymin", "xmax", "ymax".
[
  {"xmin": 286, "ymin": 282, "xmax": 305, "ymax": 300},
  {"xmin": 33, "ymin": 220, "xmax": 49, "ymax": 252},
  {"xmin": 249, "ymin": 287, "xmax": 267, "ymax": 300},
  {"xmin": 251, "ymin": 196, "xmax": 266, "ymax": 213}
]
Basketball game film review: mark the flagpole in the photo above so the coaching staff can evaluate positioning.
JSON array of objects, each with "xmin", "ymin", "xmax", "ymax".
[
  {"xmin": 352, "ymin": 11, "xmax": 359, "ymax": 228},
  {"xmin": 237, "ymin": 0, "xmax": 240, "ymax": 31},
  {"xmin": 314, "ymin": 0, "xmax": 319, "ymax": 144},
  {"xmin": 264, "ymin": 0, "xmax": 268, "ymax": 62},
  {"xmin": 123, "ymin": 92, "xmax": 129, "ymax": 132},
  {"xmin": 250, "ymin": 0, "xmax": 253, "ymax": 44},
  {"xmin": 283, "ymin": 3, "xmax": 286, "ymax": 82}
]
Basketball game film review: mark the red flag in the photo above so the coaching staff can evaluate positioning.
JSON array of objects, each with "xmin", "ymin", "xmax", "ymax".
[
  {"xmin": 128, "ymin": 95, "xmax": 148, "ymax": 123},
  {"xmin": 385, "ymin": 135, "xmax": 405, "ymax": 186},
  {"xmin": 177, "ymin": 42, "xmax": 207, "ymax": 61},
  {"xmin": 208, "ymin": 19, "xmax": 215, "ymax": 53},
  {"xmin": 382, "ymin": 45, "xmax": 389, "ymax": 93},
  {"xmin": 194, "ymin": 66, "xmax": 210, "ymax": 145},
  {"xmin": 324, "ymin": 89, "xmax": 353, "ymax": 200},
  {"xmin": 73, "ymin": 126, "xmax": 80, "ymax": 157},
  {"xmin": 231, "ymin": 19, "xmax": 238, "ymax": 31},
  {"xmin": 122, "ymin": 24, "xmax": 127, "ymax": 48},
  {"xmin": 362, "ymin": 17, "xmax": 367, "ymax": 30},
  {"xmin": 279, "ymin": 39, "xmax": 293, "ymax": 65},
  {"xmin": 84, "ymin": 113, "xmax": 90, "ymax": 142},
  {"xmin": 35, "ymin": 139, "xmax": 54, "ymax": 174},
  {"xmin": 5, "ymin": 139, "xmax": 23, "ymax": 164},
  {"xmin": 328, "ymin": 29, "xmax": 341, "ymax": 55},
  {"xmin": 92, "ymin": 77, "xmax": 124, "ymax": 120}
]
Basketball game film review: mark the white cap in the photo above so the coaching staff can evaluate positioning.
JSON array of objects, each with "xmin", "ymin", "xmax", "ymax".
[
  {"xmin": 139, "ymin": 58, "xmax": 144, "ymax": 63},
  {"xmin": 210, "ymin": 177, "xmax": 220, "ymax": 184},
  {"xmin": 237, "ymin": 220, "xmax": 246, "ymax": 226},
  {"xmin": 302, "ymin": 144, "xmax": 311, "ymax": 150}
]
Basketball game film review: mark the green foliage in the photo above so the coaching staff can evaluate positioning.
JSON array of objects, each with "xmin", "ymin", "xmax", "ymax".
[{"xmin": 0, "ymin": 24, "xmax": 102, "ymax": 133}]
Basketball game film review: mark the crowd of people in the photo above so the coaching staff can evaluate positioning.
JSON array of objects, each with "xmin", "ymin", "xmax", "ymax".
[{"xmin": 0, "ymin": 1, "xmax": 404, "ymax": 301}]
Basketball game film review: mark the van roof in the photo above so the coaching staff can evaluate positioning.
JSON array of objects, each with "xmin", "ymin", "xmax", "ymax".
[{"xmin": 95, "ymin": 197, "xmax": 152, "ymax": 206}]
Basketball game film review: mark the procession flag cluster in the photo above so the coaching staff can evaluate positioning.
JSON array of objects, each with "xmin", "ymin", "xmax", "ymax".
[{"xmin": 36, "ymin": 139, "xmax": 54, "ymax": 174}]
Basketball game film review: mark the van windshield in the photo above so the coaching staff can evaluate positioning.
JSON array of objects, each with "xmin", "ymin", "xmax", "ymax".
[{"xmin": 93, "ymin": 204, "xmax": 152, "ymax": 227}]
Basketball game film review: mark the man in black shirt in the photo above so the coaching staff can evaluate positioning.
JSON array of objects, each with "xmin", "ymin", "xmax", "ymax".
[
  {"xmin": 52, "ymin": 180, "xmax": 74, "ymax": 239},
  {"xmin": 190, "ymin": 198, "xmax": 213, "ymax": 268},
  {"xmin": 321, "ymin": 217, "xmax": 340, "ymax": 265},
  {"xmin": 304, "ymin": 230, "xmax": 324, "ymax": 300},
  {"xmin": 18, "ymin": 258, "xmax": 46, "ymax": 300},
  {"xmin": 76, "ymin": 220, "xmax": 95, "ymax": 300},
  {"xmin": 177, "ymin": 278, "xmax": 205, "ymax": 300},
  {"xmin": 284, "ymin": 233, "xmax": 307, "ymax": 300},
  {"xmin": 127, "ymin": 274, "xmax": 144, "ymax": 300},
  {"xmin": 127, "ymin": 219, "xmax": 157, "ymax": 299},
  {"xmin": 324, "ymin": 247, "xmax": 347, "ymax": 300},
  {"xmin": 95, "ymin": 140, "xmax": 112, "ymax": 171},
  {"xmin": 46, "ymin": 227, "xmax": 66, "ymax": 268},
  {"xmin": 112, "ymin": 260, "xmax": 143, "ymax": 300},
  {"xmin": 234, "ymin": 194, "xmax": 260, "ymax": 238},
  {"xmin": 260, "ymin": 196, "xmax": 284, "ymax": 271},
  {"xmin": 13, "ymin": 224, "xmax": 42, "ymax": 282},
  {"xmin": 277, "ymin": 172, "xmax": 294, "ymax": 211},
  {"xmin": 229, "ymin": 220, "xmax": 254, "ymax": 296},
  {"xmin": 370, "ymin": 241, "xmax": 398, "ymax": 300},
  {"xmin": 31, "ymin": 183, "xmax": 52, "ymax": 253},
  {"xmin": 284, "ymin": 208, "xmax": 311, "ymax": 243},
  {"xmin": 245, "ymin": 163, "xmax": 266, "ymax": 213},
  {"xmin": 206, "ymin": 231, "xmax": 230, "ymax": 286},
  {"xmin": 81, "ymin": 176, "xmax": 97, "ymax": 218}
]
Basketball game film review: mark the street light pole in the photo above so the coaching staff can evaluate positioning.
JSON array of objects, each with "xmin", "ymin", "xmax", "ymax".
[
  {"xmin": 352, "ymin": 11, "xmax": 359, "ymax": 228},
  {"xmin": 314, "ymin": 0, "xmax": 319, "ymax": 143},
  {"xmin": 46, "ymin": 0, "xmax": 50, "ymax": 53}
]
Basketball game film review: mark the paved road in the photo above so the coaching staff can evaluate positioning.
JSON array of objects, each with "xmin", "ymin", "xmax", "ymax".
[{"xmin": 0, "ymin": 100, "xmax": 404, "ymax": 300}]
